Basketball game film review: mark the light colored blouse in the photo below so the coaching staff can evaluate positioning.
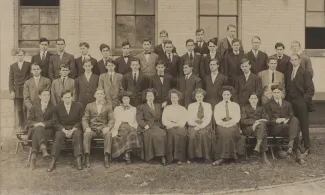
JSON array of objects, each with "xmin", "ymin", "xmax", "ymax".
[
  {"xmin": 113, "ymin": 106, "xmax": 138, "ymax": 130},
  {"xmin": 162, "ymin": 105, "xmax": 188, "ymax": 129},
  {"xmin": 214, "ymin": 100, "xmax": 240, "ymax": 127},
  {"xmin": 187, "ymin": 102, "xmax": 212, "ymax": 128}
]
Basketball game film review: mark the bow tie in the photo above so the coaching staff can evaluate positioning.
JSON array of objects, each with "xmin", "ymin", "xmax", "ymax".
[
  {"xmin": 121, "ymin": 104, "xmax": 131, "ymax": 110},
  {"xmin": 144, "ymin": 51, "xmax": 151, "ymax": 54},
  {"xmin": 123, "ymin": 55, "xmax": 129, "ymax": 58},
  {"xmin": 158, "ymin": 75, "xmax": 164, "ymax": 78}
]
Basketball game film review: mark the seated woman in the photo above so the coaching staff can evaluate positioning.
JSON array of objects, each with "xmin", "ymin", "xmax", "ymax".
[
  {"xmin": 241, "ymin": 92, "xmax": 270, "ymax": 164},
  {"xmin": 187, "ymin": 88, "xmax": 214, "ymax": 163},
  {"xmin": 136, "ymin": 88, "xmax": 167, "ymax": 165},
  {"xmin": 213, "ymin": 86, "xmax": 246, "ymax": 166},
  {"xmin": 162, "ymin": 89, "xmax": 188, "ymax": 165},
  {"xmin": 111, "ymin": 91, "xmax": 141, "ymax": 164}
]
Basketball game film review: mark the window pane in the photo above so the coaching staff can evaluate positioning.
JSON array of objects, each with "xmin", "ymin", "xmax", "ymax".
[
  {"xmin": 200, "ymin": 17, "xmax": 218, "ymax": 40},
  {"xmin": 306, "ymin": 0, "xmax": 324, "ymax": 11},
  {"xmin": 40, "ymin": 9, "xmax": 59, "ymax": 24},
  {"xmin": 116, "ymin": 16, "xmax": 136, "ymax": 47},
  {"xmin": 306, "ymin": 12, "xmax": 325, "ymax": 27},
  {"xmin": 219, "ymin": 0, "xmax": 237, "ymax": 15},
  {"xmin": 40, "ymin": 25, "xmax": 59, "ymax": 40},
  {"xmin": 218, "ymin": 17, "xmax": 237, "ymax": 38},
  {"xmin": 116, "ymin": 0, "xmax": 135, "ymax": 14},
  {"xmin": 20, "ymin": 9, "xmax": 39, "ymax": 24},
  {"xmin": 135, "ymin": 16, "xmax": 155, "ymax": 46},
  {"xmin": 306, "ymin": 27, "xmax": 325, "ymax": 49},
  {"xmin": 199, "ymin": 0, "xmax": 218, "ymax": 15},
  {"xmin": 20, "ymin": 25, "xmax": 39, "ymax": 40},
  {"xmin": 20, "ymin": 0, "xmax": 59, "ymax": 6},
  {"xmin": 136, "ymin": 0, "xmax": 155, "ymax": 15},
  {"xmin": 19, "ymin": 41, "xmax": 39, "ymax": 48}
]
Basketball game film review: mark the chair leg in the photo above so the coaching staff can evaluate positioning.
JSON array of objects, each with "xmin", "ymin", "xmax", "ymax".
[
  {"xmin": 270, "ymin": 146, "xmax": 275, "ymax": 159},
  {"xmin": 26, "ymin": 147, "xmax": 32, "ymax": 167},
  {"xmin": 15, "ymin": 141, "xmax": 20, "ymax": 155}
]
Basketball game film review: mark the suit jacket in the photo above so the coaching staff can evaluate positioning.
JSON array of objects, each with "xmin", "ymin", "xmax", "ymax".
[
  {"xmin": 265, "ymin": 99, "xmax": 294, "ymax": 125},
  {"xmin": 82, "ymin": 102, "xmax": 115, "ymax": 131},
  {"xmin": 224, "ymin": 51, "xmax": 247, "ymax": 85},
  {"xmin": 136, "ymin": 103, "xmax": 163, "ymax": 132},
  {"xmin": 177, "ymin": 74, "xmax": 203, "ymax": 108},
  {"xmin": 75, "ymin": 74, "xmax": 99, "ymax": 108},
  {"xmin": 49, "ymin": 52, "xmax": 75, "ymax": 80},
  {"xmin": 149, "ymin": 74, "xmax": 174, "ymax": 104},
  {"xmin": 114, "ymin": 55, "xmax": 136, "ymax": 75},
  {"xmin": 216, "ymin": 37, "xmax": 244, "ymax": 64},
  {"xmin": 51, "ymin": 77, "xmax": 75, "ymax": 106},
  {"xmin": 258, "ymin": 69, "xmax": 285, "ymax": 90},
  {"xmin": 299, "ymin": 51, "xmax": 314, "ymax": 77},
  {"xmin": 200, "ymin": 53, "xmax": 221, "ymax": 79},
  {"xmin": 247, "ymin": 50, "xmax": 268, "ymax": 74},
  {"xmin": 53, "ymin": 102, "xmax": 84, "ymax": 131},
  {"xmin": 9, "ymin": 61, "xmax": 31, "ymax": 98},
  {"xmin": 23, "ymin": 76, "xmax": 51, "ymax": 110},
  {"xmin": 122, "ymin": 72, "xmax": 150, "ymax": 107},
  {"xmin": 234, "ymin": 73, "xmax": 262, "ymax": 106},
  {"xmin": 97, "ymin": 59, "xmax": 108, "ymax": 75},
  {"xmin": 194, "ymin": 41, "xmax": 209, "ymax": 55},
  {"xmin": 159, "ymin": 53, "xmax": 181, "ymax": 79},
  {"xmin": 270, "ymin": 54, "xmax": 291, "ymax": 76},
  {"xmin": 135, "ymin": 52, "xmax": 159, "ymax": 77},
  {"xmin": 154, "ymin": 44, "xmax": 177, "ymax": 60},
  {"xmin": 98, "ymin": 72, "xmax": 124, "ymax": 108},
  {"xmin": 180, "ymin": 52, "xmax": 202, "ymax": 77},
  {"xmin": 204, "ymin": 73, "xmax": 228, "ymax": 108},
  {"xmin": 75, "ymin": 56, "xmax": 99, "ymax": 77},
  {"xmin": 240, "ymin": 104, "xmax": 269, "ymax": 128},
  {"xmin": 31, "ymin": 52, "xmax": 53, "ymax": 78}
]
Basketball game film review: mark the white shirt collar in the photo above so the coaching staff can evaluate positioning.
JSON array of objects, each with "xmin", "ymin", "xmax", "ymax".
[
  {"xmin": 244, "ymin": 72, "xmax": 251, "ymax": 78},
  {"xmin": 41, "ymin": 51, "xmax": 47, "ymax": 56},
  {"xmin": 233, "ymin": 50, "xmax": 239, "ymax": 55},
  {"xmin": 18, "ymin": 61, "xmax": 24, "ymax": 65},
  {"xmin": 34, "ymin": 76, "xmax": 41, "ymax": 80},
  {"xmin": 186, "ymin": 72, "xmax": 192, "ymax": 78},
  {"xmin": 293, "ymin": 65, "xmax": 300, "ymax": 70},
  {"xmin": 64, "ymin": 103, "xmax": 71, "ymax": 107},
  {"xmin": 188, "ymin": 51, "xmax": 194, "ymax": 56},
  {"xmin": 227, "ymin": 36, "xmax": 233, "ymax": 42},
  {"xmin": 132, "ymin": 70, "xmax": 139, "ymax": 75},
  {"xmin": 269, "ymin": 69, "xmax": 275, "ymax": 73}
]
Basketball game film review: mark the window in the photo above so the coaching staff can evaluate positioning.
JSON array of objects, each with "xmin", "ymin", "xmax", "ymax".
[
  {"xmin": 198, "ymin": 0, "xmax": 238, "ymax": 40},
  {"xmin": 115, "ymin": 0, "xmax": 156, "ymax": 48},
  {"xmin": 18, "ymin": 0, "xmax": 60, "ymax": 48},
  {"xmin": 305, "ymin": 0, "xmax": 325, "ymax": 49}
]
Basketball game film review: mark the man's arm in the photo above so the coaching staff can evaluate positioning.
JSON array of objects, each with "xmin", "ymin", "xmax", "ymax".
[
  {"xmin": 69, "ymin": 55, "xmax": 76, "ymax": 78},
  {"xmin": 52, "ymin": 108, "xmax": 64, "ymax": 131},
  {"xmin": 50, "ymin": 81, "xmax": 57, "ymax": 106},
  {"xmin": 303, "ymin": 71, "xmax": 315, "ymax": 101},
  {"xmin": 9, "ymin": 65, "xmax": 14, "ymax": 93},
  {"xmin": 23, "ymin": 81, "xmax": 33, "ymax": 110},
  {"xmin": 74, "ymin": 78, "xmax": 79, "ymax": 102},
  {"xmin": 240, "ymin": 107, "xmax": 256, "ymax": 126},
  {"xmin": 48, "ymin": 57, "xmax": 54, "ymax": 81},
  {"xmin": 81, "ymin": 104, "xmax": 91, "ymax": 130},
  {"xmin": 106, "ymin": 107, "xmax": 115, "ymax": 129},
  {"xmin": 73, "ymin": 103, "xmax": 84, "ymax": 130}
]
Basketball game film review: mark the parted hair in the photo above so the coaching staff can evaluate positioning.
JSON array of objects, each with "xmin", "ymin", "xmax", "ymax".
[
  {"xmin": 39, "ymin": 37, "xmax": 49, "ymax": 44},
  {"xmin": 275, "ymin": 42, "xmax": 285, "ymax": 49},
  {"xmin": 209, "ymin": 58, "xmax": 219, "ymax": 65},
  {"xmin": 231, "ymin": 38, "xmax": 240, "ymax": 45},
  {"xmin": 168, "ymin": 89, "xmax": 183, "ymax": 101},
  {"xmin": 61, "ymin": 90, "xmax": 72, "ymax": 98},
  {"xmin": 119, "ymin": 91, "xmax": 133, "ymax": 102},
  {"xmin": 271, "ymin": 84, "xmax": 284, "ymax": 92},
  {"xmin": 219, "ymin": 85, "xmax": 235, "ymax": 97},
  {"xmin": 59, "ymin": 64, "xmax": 70, "ymax": 70},
  {"xmin": 105, "ymin": 58, "xmax": 116, "ymax": 66},
  {"xmin": 268, "ymin": 56, "xmax": 278, "ymax": 63},
  {"xmin": 186, "ymin": 39, "xmax": 195, "ymax": 45},
  {"xmin": 142, "ymin": 88, "xmax": 158, "ymax": 103},
  {"xmin": 39, "ymin": 89, "xmax": 51, "ymax": 95},
  {"xmin": 99, "ymin": 43, "xmax": 110, "ymax": 51},
  {"xmin": 79, "ymin": 42, "xmax": 90, "ymax": 48},
  {"xmin": 82, "ymin": 58, "xmax": 92, "ymax": 66},
  {"xmin": 192, "ymin": 88, "xmax": 206, "ymax": 100}
]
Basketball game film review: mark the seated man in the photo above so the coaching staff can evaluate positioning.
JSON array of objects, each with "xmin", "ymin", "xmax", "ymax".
[
  {"xmin": 48, "ymin": 90, "xmax": 84, "ymax": 172},
  {"xmin": 26, "ymin": 89, "xmax": 55, "ymax": 170},
  {"xmin": 265, "ymin": 85, "xmax": 305, "ymax": 165},
  {"xmin": 82, "ymin": 89, "xmax": 115, "ymax": 168},
  {"xmin": 241, "ymin": 92, "xmax": 269, "ymax": 164}
]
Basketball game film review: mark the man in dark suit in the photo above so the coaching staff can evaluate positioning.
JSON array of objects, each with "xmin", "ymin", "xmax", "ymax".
[
  {"xmin": 122, "ymin": 58, "xmax": 150, "ymax": 107},
  {"xmin": 97, "ymin": 44, "xmax": 111, "ymax": 75},
  {"xmin": 158, "ymin": 40, "xmax": 181, "ymax": 79},
  {"xmin": 149, "ymin": 61, "xmax": 174, "ymax": 107},
  {"xmin": 291, "ymin": 40, "xmax": 314, "ymax": 77},
  {"xmin": 82, "ymin": 89, "xmax": 115, "ymax": 168},
  {"xmin": 181, "ymin": 39, "xmax": 202, "ymax": 77},
  {"xmin": 154, "ymin": 30, "xmax": 177, "ymax": 59},
  {"xmin": 286, "ymin": 54, "xmax": 315, "ymax": 156},
  {"xmin": 48, "ymin": 90, "xmax": 84, "ymax": 172},
  {"xmin": 75, "ymin": 59, "xmax": 99, "ymax": 108},
  {"xmin": 194, "ymin": 28, "xmax": 209, "ymax": 56},
  {"xmin": 177, "ymin": 61, "xmax": 202, "ymax": 108},
  {"xmin": 270, "ymin": 42, "xmax": 291, "ymax": 76},
  {"xmin": 265, "ymin": 85, "xmax": 305, "ymax": 165},
  {"xmin": 49, "ymin": 38, "xmax": 75, "ymax": 80},
  {"xmin": 9, "ymin": 49, "xmax": 31, "ymax": 130},
  {"xmin": 246, "ymin": 36, "xmax": 268, "ymax": 74},
  {"xmin": 26, "ymin": 90, "xmax": 55, "ymax": 170},
  {"xmin": 114, "ymin": 41, "xmax": 136, "ymax": 75},
  {"xmin": 204, "ymin": 59, "xmax": 227, "ymax": 108},
  {"xmin": 200, "ymin": 38, "xmax": 221, "ymax": 80},
  {"xmin": 31, "ymin": 37, "xmax": 53, "ymax": 78},
  {"xmin": 75, "ymin": 42, "xmax": 99, "ymax": 77},
  {"xmin": 234, "ymin": 58, "xmax": 262, "ymax": 106}
]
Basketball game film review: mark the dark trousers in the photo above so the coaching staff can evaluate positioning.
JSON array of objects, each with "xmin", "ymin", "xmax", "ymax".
[
  {"xmin": 51, "ymin": 130, "xmax": 82, "ymax": 159},
  {"xmin": 243, "ymin": 122, "xmax": 268, "ymax": 152},
  {"xmin": 14, "ymin": 98, "xmax": 27, "ymax": 128},
  {"xmin": 30, "ymin": 126, "xmax": 54, "ymax": 153},
  {"xmin": 83, "ymin": 130, "xmax": 112, "ymax": 155}
]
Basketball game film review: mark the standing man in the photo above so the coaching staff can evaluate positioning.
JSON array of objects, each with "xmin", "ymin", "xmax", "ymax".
[
  {"xmin": 31, "ymin": 37, "xmax": 53, "ymax": 78},
  {"xmin": 286, "ymin": 54, "xmax": 315, "ymax": 156},
  {"xmin": 114, "ymin": 41, "xmax": 136, "ymax": 75},
  {"xmin": 75, "ymin": 42, "xmax": 98, "ymax": 77},
  {"xmin": 200, "ymin": 38, "xmax": 221, "ymax": 80},
  {"xmin": 98, "ymin": 59, "xmax": 124, "ymax": 109},
  {"xmin": 48, "ymin": 38, "xmax": 75, "ymax": 80},
  {"xmin": 246, "ymin": 36, "xmax": 268, "ymax": 74},
  {"xmin": 97, "ymin": 44, "xmax": 111, "ymax": 75},
  {"xmin": 181, "ymin": 39, "xmax": 202, "ymax": 77},
  {"xmin": 9, "ymin": 49, "xmax": 31, "ymax": 131},
  {"xmin": 159, "ymin": 40, "xmax": 181, "ymax": 79},
  {"xmin": 194, "ymin": 28, "xmax": 209, "ymax": 56},
  {"xmin": 291, "ymin": 40, "xmax": 314, "ymax": 77},
  {"xmin": 136, "ymin": 38, "xmax": 159, "ymax": 77},
  {"xmin": 270, "ymin": 42, "xmax": 291, "ymax": 76},
  {"xmin": 154, "ymin": 30, "xmax": 177, "ymax": 59}
]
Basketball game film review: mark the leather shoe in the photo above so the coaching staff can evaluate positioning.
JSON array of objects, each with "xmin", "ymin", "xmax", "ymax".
[
  {"xmin": 104, "ymin": 154, "xmax": 111, "ymax": 168},
  {"xmin": 296, "ymin": 158, "xmax": 306, "ymax": 165},
  {"xmin": 212, "ymin": 159, "xmax": 224, "ymax": 166},
  {"xmin": 76, "ymin": 156, "xmax": 83, "ymax": 170},
  {"xmin": 84, "ymin": 154, "xmax": 90, "ymax": 168},
  {"xmin": 30, "ymin": 153, "xmax": 37, "ymax": 170},
  {"xmin": 125, "ymin": 152, "xmax": 131, "ymax": 164},
  {"xmin": 47, "ymin": 157, "xmax": 56, "ymax": 172},
  {"xmin": 161, "ymin": 156, "xmax": 166, "ymax": 166}
]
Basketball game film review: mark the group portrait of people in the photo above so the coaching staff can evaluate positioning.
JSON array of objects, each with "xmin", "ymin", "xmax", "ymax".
[{"xmin": 9, "ymin": 24, "xmax": 315, "ymax": 172}]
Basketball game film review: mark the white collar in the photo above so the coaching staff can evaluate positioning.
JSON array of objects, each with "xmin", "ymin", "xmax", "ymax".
[
  {"xmin": 64, "ymin": 103, "xmax": 71, "ymax": 107},
  {"xmin": 57, "ymin": 51, "xmax": 64, "ymax": 56},
  {"xmin": 18, "ymin": 61, "xmax": 24, "ymax": 64},
  {"xmin": 222, "ymin": 100, "xmax": 231, "ymax": 104},
  {"xmin": 269, "ymin": 69, "xmax": 275, "ymax": 73},
  {"xmin": 244, "ymin": 72, "xmax": 251, "ymax": 77},
  {"xmin": 252, "ymin": 49, "xmax": 259, "ymax": 53},
  {"xmin": 211, "ymin": 71, "xmax": 219, "ymax": 76},
  {"xmin": 233, "ymin": 51, "xmax": 239, "ymax": 55},
  {"xmin": 185, "ymin": 72, "xmax": 192, "ymax": 78},
  {"xmin": 41, "ymin": 51, "xmax": 47, "ymax": 55},
  {"xmin": 293, "ymin": 65, "xmax": 300, "ymax": 70},
  {"xmin": 188, "ymin": 51, "xmax": 194, "ymax": 55},
  {"xmin": 34, "ymin": 76, "xmax": 41, "ymax": 80},
  {"xmin": 61, "ymin": 76, "xmax": 68, "ymax": 80},
  {"xmin": 132, "ymin": 70, "xmax": 139, "ymax": 75}
]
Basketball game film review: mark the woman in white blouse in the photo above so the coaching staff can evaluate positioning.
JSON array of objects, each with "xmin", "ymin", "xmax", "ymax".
[
  {"xmin": 212, "ymin": 86, "xmax": 246, "ymax": 166},
  {"xmin": 162, "ymin": 89, "xmax": 188, "ymax": 165},
  {"xmin": 111, "ymin": 91, "xmax": 141, "ymax": 163},
  {"xmin": 187, "ymin": 88, "xmax": 214, "ymax": 162}
]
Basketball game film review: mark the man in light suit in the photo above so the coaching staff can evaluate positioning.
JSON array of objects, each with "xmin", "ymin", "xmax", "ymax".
[
  {"xmin": 181, "ymin": 39, "xmax": 202, "ymax": 77},
  {"xmin": 246, "ymin": 36, "xmax": 268, "ymax": 74},
  {"xmin": 75, "ymin": 42, "xmax": 99, "ymax": 77},
  {"xmin": 270, "ymin": 42, "xmax": 291, "ymax": 76},
  {"xmin": 31, "ymin": 37, "xmax": 53, "ymax": 78},
  {"xmin": 114, "ymin": 40, "xmax": 136, "ymax": 75},
  {"xmin": 98, "ymin": 59, "xmax": 124, "ymax": 109},
  {"xmin": 97, "ymin": 44, "xmax": 111, "ymax": 75},
  {"xmin": 82, "ymin": 89, "xmax": 115, "ymax": 168},
  {"xmin": 154, "ymin": 30, "xmax": 177, "ymax": 59},
  {"xmin": 291, "ymin": 40, "xmax": 314, "ymax": 77},
  {"xmin": 49, "ymin": 38, "xmax": 75, "ymax": 80},
  {"xmin": 136, "ymin": 38, "xmax": 159, "ymax": 77},
  {"xmin": 194, "ymin": 28, "xmax": 209, "ymax": 56},
  {"xmin": 24, "ymin": 64, "xmax": 51, "ymax": 112},
  {"xmin": 159, "ymin": 40, "xmax": 181, "ymax": 79},
  {"xmin": 258, "ymin": 56, "xmax": 285, "ymax": 104}
]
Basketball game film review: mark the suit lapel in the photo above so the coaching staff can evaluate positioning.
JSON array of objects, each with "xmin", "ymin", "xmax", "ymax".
[
  {"xmin": 223, "ymin": 38, "xmax": 228, "ymax": 50},
  {"xmin": 146, "ymin": 103, "xmax": 156, "ymax": 117}
]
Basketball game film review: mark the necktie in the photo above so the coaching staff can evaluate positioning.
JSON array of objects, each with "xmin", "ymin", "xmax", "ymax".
[
  {"xmin": 62, "ymin": 77, "xmax": 65, "ymax": 87},
  {"xmin": 291, "ymin": 69, "xmax": 296, "ymax": 80},
  {"xmin": 42, "ymin": 52, "xmax": 45, "ymax": 61},
  {"xmin": 189, "ymin": 52, "xmax": 193, "ymax": 60},
  {"xmin": 225, "ymin": 101, "xmax": 230, "ymax": 121},
  {"xmin": 82, "ymin": 56, "xmax": 85, "ymax": 65},
  {"xmin": 272, "ymin": 72, "xmax": 275, "ymax": 83},
  {"xmin": 122, "ymin": 104, "xmax": 130, "ymax": 110},
  {"xmin": 254, "ymin": 50, "xmax": 258, "ymax": 58},
  {"xmin": 277, "ymin": 101, "xmax": 281, "ymax": 107},
  {"xmin": 168, "ymin": 53, "xmax": 172, "ymax": 63},
  {"xmin": 104, "ymin": 60, "xmax": 108, "ymax": 67},
  {"xmin": 199, "ymin": 42, "xmax": 202, "ymax": 48},
  {"xmin": 197, "ymin": 102, "xmax": 204, "ymax": 120},
  {"xmin": 109, "ymin": 73, "xmax": 113, "ymax": 83},
  {"xmin": 133, "ymin": 72, "xmax": 137, "ymax": 85}
]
